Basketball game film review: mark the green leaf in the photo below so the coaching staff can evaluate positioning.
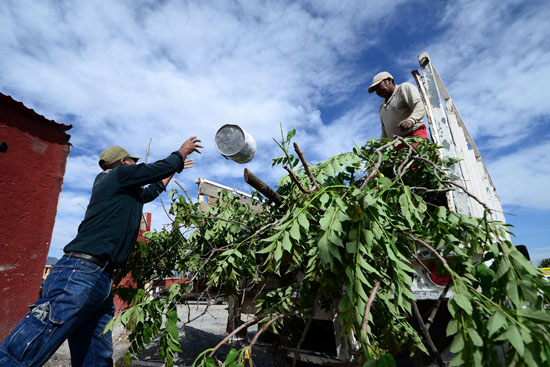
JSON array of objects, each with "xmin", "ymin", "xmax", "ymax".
[
  {"xmin": 287, "ymin": 128, "xmax": 296, "ymax": 140},
  {"xmin": 467, "ymin": 327, "xmax": 483, "ymax": 347},
  {"xmin": 506, "ymin": 278, "xmax": 520, "ymax": 305},
  {"xmin": 435, "ymin": 206, "xmax": 447, "ymax": 219},
  {"xmin": 297, "ymin": 212, "xmax": 309, "ymax": 231},
  {"xmin": 398, "ymin": 193, "xmax": 412, "ymax": 226},
  {"xmin": 274, "ymin": 243, "xmax": 283, "ymax": 262},
  {"xmin": 320, "ymin": 205, "xmax": 335, "ymax": 230},
  {"xmin": 166, "ymin": 334, "xmax": 183, "ymax": 352},
  {"xmin": 203, "ymin": 357, "xmax": 217, "ymax": 367},
  {"xmin": 472, "ymin": 350, "xmax": 483, "ymax": 367},
  {"xmin": 446, "ymin": 319, "xmax": 459, "ymax": 336},
  {"xmin": 338, "ymin": 294, "xmax": 352, "ymax": 312},
  {"xmin": 506, "ymin": 324, "xmax": 524, "ymax": 356},
  {"xmin": 224, "ymin": 348, "xmax": 239, "ymax": 364},
  {"xmin": 363, "ymin": 193, "xmax": 376, "ymax": 208},
  {"xmin": 325, "ymin": 161, "xmax": 335, "ymax": 176},
  {"xmin": 282, "ymin": 232, "xmax": 292, "ymax": 252},
  {"xmin": 452, "ymin": 293, "xmax": 473, "ymax": 315},
  {"xmin": 475, "ymin": 263, "xmax": 495, "ymax": 292},
  {"xmin": 510, "ymin": 250, "xmax": 540, "ymax": 276},
  {"xmin": 318, "ymin": 233, "xmax": 331, "ymax": 264},
  {"xmin": 358, "ymin": 256, "xmax": 381, "ymax": 276},
  {"xmin": 256, "ymin": 242, "xmax": 275, "ymax": 254},
  {"xmin": 517, "ymin": 309, "xmax": 550, "ymax": 323},
  {"xmin": 494, "ymin": 260, "xmax": 510, "ymax": 280},
  {"xmin": 487, "ymin": 311, "xmax": 507, "ymax": 337},
  {"xmin": 449, "ymin": 352, "xmax": 465, "ymax": 367},
  {"xmin": 165, "ymin": 320, "xmax": 179, "ymax": 342},
  {"xmin": 450, "ymin": 332, "xmax": 465, "ymax": 353},
  {"xmin": 289, "ymin": 220, "xmax": 301, "ymax": 241},
  {"xmin": 319, "ymin": 192, "xmax": 330, "ymax": 205},
  {"xmin": 377, "ymin": 353, "xmax": 396, "ymax": 367}
]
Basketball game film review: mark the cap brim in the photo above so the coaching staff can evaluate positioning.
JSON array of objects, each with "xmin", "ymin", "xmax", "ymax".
[{"xmin": 368, "ymin": 81, "xmax": 381, "ymax": 93}]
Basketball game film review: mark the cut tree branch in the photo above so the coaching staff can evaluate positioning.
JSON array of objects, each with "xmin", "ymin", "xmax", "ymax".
[
  {"xmin": 412, "ymin": 253, "xmax": 431, "ymax": 274},
  {"xmin": 284, "ymin": 165, "xmax": 312, "ymax": 194},
  {"xmin": 404, "ymin": 232, "xmax": 448, "ymax": 267},
  {"xmin": 244, "ymin": 168, "xmax": 283, "ymax": 205},
  {"xmin": 361, "ymin": 280, "xmax": 381, "ymax": 348},
  {"xmin": 426, "ymin": 283, "xmax": 451, "ymax": 330},
  {"xmin": 359, "ymin": 140, "xmax": 396, "ymax": 190},
  {"xmin": 207, "ymin": 309, "xmax": 312, "ymax": 358},
  {"xmin": 394, "ymin": 137, "xmax": 492, "ymax": 212},
  {"xmin": 412, "ymin": 300, "xmax": 445, "ymax": 367},
  {"xmin": 293, "ymin": 142, "xmax": 318, "ymax": 191},
  {"xmin": 174, "ymin": 179, "xmax": 193, "ymax": 203}
]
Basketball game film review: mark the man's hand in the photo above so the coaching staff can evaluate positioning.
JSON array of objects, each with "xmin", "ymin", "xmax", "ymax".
[
  {"xmin": 398, "ymin": 119, "xmax": 414, "ymax": 132},
  {"xmin": 179, "ymin": 136, "xmax": 203, "ymax": 157},
  {"xmin": 183, "ymin": 159, "xmax": 193, "ymax": 169}
]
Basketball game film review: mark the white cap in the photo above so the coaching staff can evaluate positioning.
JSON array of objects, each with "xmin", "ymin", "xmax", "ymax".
[{"xmin": 368, "ymin": 71, "xmax": 393, "ymax": 93}]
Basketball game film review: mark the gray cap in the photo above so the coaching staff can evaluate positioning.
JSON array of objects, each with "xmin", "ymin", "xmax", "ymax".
[
  {"xmin": 99, "ymin": 146, "xmax": 141, "ymax": 169},
  {"xmin": 368, "ymin": 71, "xmax": 393, "ymax": 93}
]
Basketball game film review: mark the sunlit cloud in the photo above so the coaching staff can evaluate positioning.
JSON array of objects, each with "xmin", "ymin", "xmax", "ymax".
[{"xmin": 1, "ymin": 0, "xmax": 549, "ymax": 260}]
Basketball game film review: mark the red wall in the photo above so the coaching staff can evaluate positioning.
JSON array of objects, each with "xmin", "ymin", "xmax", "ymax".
[{"xmin": 0, "ymin": 94, "xmax": 71, "ymax": 340}]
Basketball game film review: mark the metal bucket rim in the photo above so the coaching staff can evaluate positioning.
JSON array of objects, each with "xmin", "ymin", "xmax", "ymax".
[{"xmin": 215, "ymin": 124, "xmax": 247, "ymax": 156}]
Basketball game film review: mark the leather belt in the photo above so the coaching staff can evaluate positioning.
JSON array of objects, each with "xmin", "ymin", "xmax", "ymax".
[{"xmin": 64, "ymin": 252, "xmax": 116, "ymax": 277}]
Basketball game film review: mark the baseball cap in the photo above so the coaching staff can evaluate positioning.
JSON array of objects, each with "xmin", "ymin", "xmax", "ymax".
[
  {"xmin": 368, "ymin": 71, "xmax": 393, "ymax": 93},
  {"xmin": 99, "ymin": 146, "xmax": 141, "ymax": 169}
]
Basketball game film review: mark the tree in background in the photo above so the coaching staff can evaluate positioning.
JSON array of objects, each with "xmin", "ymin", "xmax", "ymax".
[{"xmin": 539, "ymin": 258, "xmax": 550, "ymax": 268}]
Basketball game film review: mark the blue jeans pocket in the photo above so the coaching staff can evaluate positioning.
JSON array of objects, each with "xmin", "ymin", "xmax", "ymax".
[
  {"xmin": 4, "ymin": 309, "xmax": 52, "ymax": 362},
  {"xmin": 75, "ymin": 259, "xmax": 101, "ymax": 273}
]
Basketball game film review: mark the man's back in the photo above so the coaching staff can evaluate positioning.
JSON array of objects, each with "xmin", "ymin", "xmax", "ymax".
[{"xmin": 64, "ymin": 153, "xmax": 182, "ymax": 266}]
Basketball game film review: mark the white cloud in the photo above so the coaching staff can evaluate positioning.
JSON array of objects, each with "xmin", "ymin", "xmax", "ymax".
[
  {"xmin": 488, "ymin": 142, "xmax": 550, "ymax": 210},
  {"xmin": 1, "ymin": 0, "xmax": 549, "ymax": 260},
  {"xmin": 421, "ymin": 0, "xmax": 550, "ymax": 148},
  {"xmin": 0, "ymin": 0, "xmax": 401, "ymax": 156}
]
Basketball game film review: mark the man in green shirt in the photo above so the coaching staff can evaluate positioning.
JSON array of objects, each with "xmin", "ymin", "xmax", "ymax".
[{"xmin": 0, "ymin": 136, "xmax": 202, "ymax": 367}]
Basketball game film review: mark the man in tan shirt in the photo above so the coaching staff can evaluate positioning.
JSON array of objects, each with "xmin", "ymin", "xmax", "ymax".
[{"xmin": 368, "ymin": 71, "xmax": 428, "ymax": 144}]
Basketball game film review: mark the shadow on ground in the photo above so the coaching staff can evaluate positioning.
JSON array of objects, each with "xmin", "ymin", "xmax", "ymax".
[{"xmin": 136, "ymin": 325, "xmax": 290, "ymax": 367}]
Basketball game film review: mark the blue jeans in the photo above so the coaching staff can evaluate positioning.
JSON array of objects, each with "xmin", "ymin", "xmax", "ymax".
[{"xmin": 0, "ymin": 255, "xmax": 115, "ymax": 367}]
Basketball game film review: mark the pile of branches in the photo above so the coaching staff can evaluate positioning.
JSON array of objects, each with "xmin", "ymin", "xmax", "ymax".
[{"xmin": 109, "ymin": 129, "xmax": 550, "ymax": 367}]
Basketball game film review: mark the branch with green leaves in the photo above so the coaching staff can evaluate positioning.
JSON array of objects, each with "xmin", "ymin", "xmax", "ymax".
[{"xmin": 108, "ymin": 130, "xmax": 550, "ymax": 367}]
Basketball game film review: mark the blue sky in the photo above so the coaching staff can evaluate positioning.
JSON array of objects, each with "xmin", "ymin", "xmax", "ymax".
[{"xmin": 1, "ymin": 0, "xmax": 549, "ymax": 265}]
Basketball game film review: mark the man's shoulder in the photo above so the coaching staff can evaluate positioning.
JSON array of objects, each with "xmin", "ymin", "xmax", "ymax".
[
  {"xmin": 398, "ymin": 82, "xmax": 417, "ymax": 90},
  {"xmin": 397, "ymin": 82, "xmax": 421, "ymax": 98}
]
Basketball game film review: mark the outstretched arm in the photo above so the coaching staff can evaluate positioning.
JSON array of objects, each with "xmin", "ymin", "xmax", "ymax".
[{"xmin": 160, "ymin": 136, "xmax": 202, "ymax": 187}]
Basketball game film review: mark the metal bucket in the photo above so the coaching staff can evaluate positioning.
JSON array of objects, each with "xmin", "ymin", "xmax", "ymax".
[{"xmin": 214, "ymin": 124, "xmax": 257, "ymax": 164}]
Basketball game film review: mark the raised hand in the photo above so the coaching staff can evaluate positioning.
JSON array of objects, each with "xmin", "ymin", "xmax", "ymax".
[{"xmin": 179, "ymin": 136, "xmax": 203, "ymax": 157}]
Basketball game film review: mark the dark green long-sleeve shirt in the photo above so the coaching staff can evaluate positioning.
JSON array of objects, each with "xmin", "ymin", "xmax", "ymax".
[{"xmin": 64, "ymin": 151, "xmax": 184, "ymax": 266}]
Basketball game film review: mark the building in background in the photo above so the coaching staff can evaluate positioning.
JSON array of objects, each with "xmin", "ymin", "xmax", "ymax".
[{"xmin": 0, "ymin": 92, "xmax": 71, "ymax": 340}]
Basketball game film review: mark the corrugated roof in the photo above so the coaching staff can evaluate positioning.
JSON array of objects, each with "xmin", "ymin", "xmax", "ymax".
[{"xmin": 0, "ymin": 91, "xmax": 72, "ymax": 143}]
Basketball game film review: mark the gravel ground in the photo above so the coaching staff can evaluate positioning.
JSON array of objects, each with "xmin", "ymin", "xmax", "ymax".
[
  {"xmin": 136, "ymin": 303, "xmax": 288, "ymax": 366},
  {"xmin": 44, "ymin": 303, "xmax": 290, "ymax": 367}
]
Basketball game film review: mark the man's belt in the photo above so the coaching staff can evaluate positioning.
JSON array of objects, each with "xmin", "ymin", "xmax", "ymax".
[{"xmin": 64, "ymin": 252, "xmax": 116, "ymax": 277}]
